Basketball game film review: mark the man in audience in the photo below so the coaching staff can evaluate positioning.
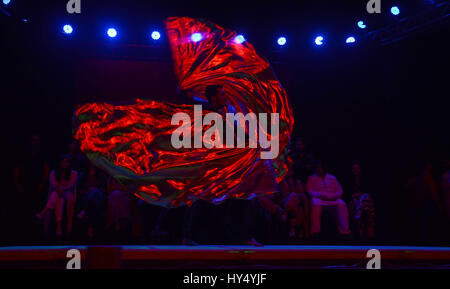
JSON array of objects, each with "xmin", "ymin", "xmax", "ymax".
[{"xmin": 306, "ymin": 160, "xmax": 351, "ymax": 238}]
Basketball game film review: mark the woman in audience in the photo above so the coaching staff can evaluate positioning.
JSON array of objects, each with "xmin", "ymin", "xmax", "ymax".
[
  {"xmin": 259, "ymin": 169, "xmax": 309, "ymax": 240},
  {"xmin": 348, "ymin": 161, "xmax": 375, "ymax": 240},
  {"xmin": 279, "ymin": 171, "xmax": 309, "ymax": 239},
  {"xmin": 36, "ymin": 155, "xmax": 78, "ymax": 236}
]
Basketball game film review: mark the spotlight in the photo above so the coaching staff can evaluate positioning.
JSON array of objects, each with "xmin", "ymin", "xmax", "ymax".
[
  {"xmin": 3, "ymin": 0, "xmax": 11, "ymax": 5},
  {"xmin": 314, "ymin": 35, "xmax": 324, "ymax": 46},
  {"xmin": 346, "ymin": 36, "xmax": 356, "ymax": 44},
  {"xmin": 277, "ymin": 37, "xmax": 287, "ymax": 46},
  {"xmin": 151, "ymin": 31, "xmax": 161, "ymax": 40},
  {"xmin": 191, "ymin": 33, "xmax": 203, "ymax": 42},
  {"xmin": 357, "ymin": 21, "xmax": 366, "ymax": 29},
  {"xmin": 391, "ymin": 6, "xmax": 400, "ymax": 15},
  {"xmin": 63, "ymin": 24, "xmax": 73, "ymax": 35},
  {"xmin": 107, "ymin": 28, "xmax": 118, "ymax": 38},
  {"xmin": 234, "ymin": 34, "xmax": 245, "ymax": 44}
]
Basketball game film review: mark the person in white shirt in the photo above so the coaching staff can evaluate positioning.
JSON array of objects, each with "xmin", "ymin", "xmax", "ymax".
[{"xmin": 306, "ymin": 160, "xmax": 350, "ymax": 236}]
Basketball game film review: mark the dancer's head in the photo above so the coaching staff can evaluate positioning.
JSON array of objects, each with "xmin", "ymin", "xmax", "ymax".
[{"xmin": 206, "ymin": 85, "xmax": 225, "ymax": 107}]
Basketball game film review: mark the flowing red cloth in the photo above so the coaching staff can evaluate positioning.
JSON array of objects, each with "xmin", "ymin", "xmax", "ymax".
[{"xmin": 74, "ymin": 17, "xmax": 294, "ymax": 207}]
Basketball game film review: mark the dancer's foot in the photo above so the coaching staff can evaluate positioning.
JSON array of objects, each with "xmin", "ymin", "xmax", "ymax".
[
  {"xmin": 181, "ymin": 238, "xmax": 199, "ymax": 246},
  {"xmin": 35, "ymin": 212, "xmax": 44, "ymax": 220},
  {"xmin": 280, "ymin": 211, "xmax": 287, "ymax": 222},
  {"xmin": 56, "ymin": 223, "xmax": 63, "ymax": 236},
  {"xmin": 242, "ymin": 238, "xmax": 263, "ymax": 247},
  {"xmin": 338, "ymin": 234, "xmax": 353, "ymax": 244},
  {"xmin": 77, "ymin": 210, "xmax": 86, "ymax": 220},
  {"xmin": 87, "ymin": 227, "xmax": 94, "ymax": 238},
  {"xmin": 289, "ymin": 228, "xmax": 296, "ymax": 238}
]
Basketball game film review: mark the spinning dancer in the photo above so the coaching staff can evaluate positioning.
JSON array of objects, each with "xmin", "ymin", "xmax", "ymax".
[{"xmin": 73, "ymin": 17, "xmax": 293, "ymax": 214}]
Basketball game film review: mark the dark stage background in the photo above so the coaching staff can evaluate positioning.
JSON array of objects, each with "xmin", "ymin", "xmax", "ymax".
[{"xmin": 0, "ymin": 0, "xmax": 449, "ymax": 245}]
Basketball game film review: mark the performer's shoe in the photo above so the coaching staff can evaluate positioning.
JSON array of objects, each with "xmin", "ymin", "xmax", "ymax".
[
  {"xmin": 182, "ymin": 238, "xmax": 199, "ymax": 246},
  {"xmin": 337, "ymin": 233, "xmax": 353, "ymax": 244},
  {"xmin": 289, "ymin": 228, "xmax": 296, "ymax": 239},
  {"xmin": 56, "ymin": 224, "xmax": 63, "ymax": 237},
  {"xmin": 35, "ymin": 211, "xmax": 44, "ymax": 220},
  {"xmin": 77, "ymin": 210, "xmax": 86, "ymax": 220},
  {"xmin": 242, "ymin": 238, "xmax": 263, "ymax": 247}
]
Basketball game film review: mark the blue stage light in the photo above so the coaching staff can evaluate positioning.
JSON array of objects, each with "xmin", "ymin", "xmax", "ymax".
[
  {"xmin": 191, "ymin": 33, "xmax": 203, "ymax": 42},
  {"xmin": 3, "ymin": 0, "xmax": 11, "ymax": 5},
  {"xmin": 346, "ymin": 36, "xmax": 356, "ymax": 44},
  {"xmin": 277, "ymin": 37, "xmax": 287, "ymax": 46},
  {"xmin": 234, "ymin": 34, "xmax": 246, "ymax": 44},
  {"xmin": 151, "ymin": 31, "xmax": 161, "ymax": 40},
  {"xmin": 391, "ymin": 6, "xmax": 400, "ymax": 15},
  {"xmin": 357, "ymin": 21, "xmax": 366, "ymax": 29},
  {"xmin": 107, "ymin": 28, "xmax": 117, "ymax": 38},
  {"xmin": 63, "ymin": 24, "xmax": 73, "ymax": 35},
  {"xmin": 315, "ymin": 36, "xmax": 324, "ymax": 46}
]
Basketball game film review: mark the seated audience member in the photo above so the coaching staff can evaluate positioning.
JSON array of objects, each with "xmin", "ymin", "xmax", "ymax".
[
  {"xmin": 106, "ymin": 178, "xmax": 132, "ymax": 240},
  {"xmin": 36, "ymin": 154, "xmax": 78, "ymax": 236},
  {"xmin": 306, "ymin": 160, "xmax": 351, "ymax": 237},
  {"xmin": 405, "ymin": 159, "xmax": 444, "ymax": 243},
  {"xmin": 279, "ymin": 171, "xmax": 309, "ymax": 239},
  {"xmin": 442, "ymin": 160, "xmax": 450, "ymax": 223},
  {"xmin": 13, "ymin": 133, "xmax": 49, "ymax": 239},
  {"xmin": 348, "ymin": 162, "xmax": 375, "ymax": 240},
  {"xmin": 258, "ymin": 170, "xmax": 309, "ymax": 240},
  {"xmin": 442, "ymin": 159, "xmax": 450, "ymax": 241},
  {"xmin": 76, "ymin": 162, "xmax": 107, "ymax": 238},
  {"xmin": 291, "ymin": 137, "xmax": 316, "ymax": 183}
]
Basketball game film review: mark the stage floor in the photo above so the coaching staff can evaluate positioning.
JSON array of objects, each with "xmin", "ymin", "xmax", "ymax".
[{"xmin": 1, "ymin": 245, "xmax": 450, "ymax": 269}]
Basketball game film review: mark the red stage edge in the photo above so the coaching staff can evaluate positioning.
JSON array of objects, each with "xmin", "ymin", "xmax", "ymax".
[{"xmin": 0, "ymin": 245, "xmax": 449, "ymax": 269}]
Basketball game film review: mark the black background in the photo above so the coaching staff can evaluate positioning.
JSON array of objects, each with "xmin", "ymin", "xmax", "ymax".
[{"xmin": 0, "ymin": 0, "xmax": 449, "ymax": 244}]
